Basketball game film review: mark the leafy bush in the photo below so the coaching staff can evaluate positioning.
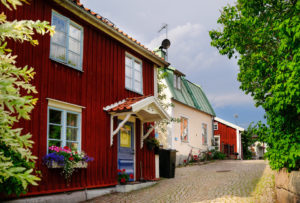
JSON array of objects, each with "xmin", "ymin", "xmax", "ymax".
[
  {"xmin": 0, "ymin": 0, "xmax": 54, "ymax": 196},
  {"xmin": 211, "ymin": 150, "xmax": 226, "ymax": 160}
]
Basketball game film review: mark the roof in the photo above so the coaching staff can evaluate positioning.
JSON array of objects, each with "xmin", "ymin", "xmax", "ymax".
[
  {"xmin": 214, "ymin": 117, "xmax": 244, "ymax": 131},
  {"xmin": 53, "ymin": 0, "xmax": 169, "ymax": 67},
  {"xmin": 104, "ymin": 96, "xmax": 148, "ymax": 113},
  {"xmin": 164, "ymin": 68, "xmax": 216, "ymax": 116},
  {"xmin": 103, "ymin": 96, "xmax": 170, "ymax": 122}
]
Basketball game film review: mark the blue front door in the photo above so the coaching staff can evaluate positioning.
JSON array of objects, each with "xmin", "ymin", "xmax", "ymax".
[{"xmin": 118, "ymin": 121, "xmax": 134, "ymax": 181}]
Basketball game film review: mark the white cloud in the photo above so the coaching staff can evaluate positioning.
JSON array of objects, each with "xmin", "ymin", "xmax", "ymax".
[{"xmin": 207, "ymin": 92, "xmax": 254, "ymax": 108}]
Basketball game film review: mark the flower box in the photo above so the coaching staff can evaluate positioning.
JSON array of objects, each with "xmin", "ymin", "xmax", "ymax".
[{"xmin": 47, "ymin": 161, "xmax": 88, "ymax": 169}]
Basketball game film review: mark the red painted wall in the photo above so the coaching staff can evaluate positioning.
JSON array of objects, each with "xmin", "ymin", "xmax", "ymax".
[
  {"xmin": 2, "ymin": 0, "xmax": 156, "ymax": 196},
  {"xmin": 214, "ymin": 122, "xmax": 237, "ymax": 153}
]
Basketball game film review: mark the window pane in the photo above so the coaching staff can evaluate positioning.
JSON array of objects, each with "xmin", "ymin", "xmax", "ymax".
[
  {"xmin": 67, "ymin": 113, "xmax": 78, "ymax": 127},
  {"xmin": 66, "ymin": 142, "xmax": 78, "ymax": 151},
  {"xmin": 50, "ymin": 44, "xmax": 66, "ymax": 61},
  {"xmin": 181, "ymin": 117, "xmax": 188, "ymax": 141},
  {"xmin": 120, "ymin": 125, "xmax": 131, "ymax": 148},
  {"xmin": 68, "ymin": 51, "xmax": 80, "ymax": 67},
  {"xmin": 134, "ymin": 81, "xmax": 141, "ymax": 92},
  {"xmin": 69, "ymin": 24, "xmax": 81, "ymax": 40},
  {"xmin": 134, "ymin": 61, "xmax": 141, "ymax": 71},
  {"xmin": 49, "ymin": 109, "xmax": 62, "ymax": 124},
  {"xmin": 125, "ymin": 56, "xmax": 132, "ymax": 66},
  {"xmin": 49, "ymin": 125, "xmax": 61, "ymax": 139},
  {"xmin": 48, "ymin": 140, "xmax": 61, "ymax": 148},
  {"xmin": 126, "ymin": 65, "xmax": 132, "ymax": 77},
  {"xmin": 52, "ymin": 15, "xmax": 66, "ymax": 32},
  {"xmin": 125, "ymin": 77, "xmax": 132, "ymax": 89},
  {"xmin": 134, "ymin": 70, "xmax": 141, "ymax": 82},
  {"xmin": 177, "ymin": 77, "xmax": 181, "ymax": 89},
  {"xmin": 66, "ymin": 127, "xmax": 78, "ymax": 141},
  {"xmin": 173, "ymin": 75, "xmax": 177, "ymax": 88},
  {"xmin": 52, "ymin": 31, "xmax": 67, "ymax": 46},
  {"xmin": 69, "ymin": 38, "xmax": 81, "ymax": 54}
]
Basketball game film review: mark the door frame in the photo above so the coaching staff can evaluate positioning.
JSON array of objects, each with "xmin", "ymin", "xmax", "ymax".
[{"xmin": 117, "ymin": 118, "xmax": 136, "ymax": 181}]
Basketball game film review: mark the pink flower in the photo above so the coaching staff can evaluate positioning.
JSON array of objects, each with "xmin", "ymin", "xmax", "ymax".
[
  {"xmin": 183, "ymin": 160, "xmax": 187, "ymax": 163},
  {"xmin": 117, "ymin": 169, "xmax": 122, "ymax": 173},
  {"xmin": 122, "ymin": 169, "xmax": 126, "ymax": 172},
  {"xmin": 129, "ymin": 174, "xmax": 134, "ymax": 179},
  {"xmin": 120, "ymin": 178, "xmax": 126, "ymax": 183}
]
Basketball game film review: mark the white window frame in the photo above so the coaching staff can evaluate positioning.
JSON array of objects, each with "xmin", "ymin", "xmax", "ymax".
[
  {"xmin": 180, "ymin": 116, "xmax": 189, "ymax": 142},
  {"xmin": 50, "ymin": 10, "xmax": 84, "ymax": 71},
  {"xmin": 214, "ymin": 135, "xmax": 221, "ymax": 151},
  {"xmin": 47, "ymin": 106, "xmax": 82, "ymax": 152},
  {"xmin": 125, "ymin": 53, "xmax": 143, "ymax": 94},
  {"xmin": 202, "ymin": 123, "xmax": 208, "ymax": 145},
  {"xmin": 213, "ymin": 122, "xmax": 218, "ymax": 130}
]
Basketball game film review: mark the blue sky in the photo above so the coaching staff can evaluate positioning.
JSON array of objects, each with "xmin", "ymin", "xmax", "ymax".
[{"xmin": 80, "ymin": 0, "xmax": 265, "ymax": 128}]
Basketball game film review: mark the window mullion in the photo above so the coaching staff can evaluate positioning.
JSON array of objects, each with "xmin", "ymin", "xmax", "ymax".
[
  {"xmin": 131, "ymin": 59, "xmax": 134, "ymax": 90},
  {"xmin": 66, "ymin": 19, "xmax": 70, "ymax": 64},
  {"xmin": 62, "ymin": 110, "xmax": 67, "ymax": 147}
]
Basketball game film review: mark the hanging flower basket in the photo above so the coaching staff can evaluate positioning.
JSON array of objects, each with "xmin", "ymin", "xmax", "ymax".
[
  {"xmin": 43, "ymin": 146, "xmax": 93, "ymax": 181},
  {"xmin": 145, "ymin": 137, "xmax": 160, "ymax": 151}
]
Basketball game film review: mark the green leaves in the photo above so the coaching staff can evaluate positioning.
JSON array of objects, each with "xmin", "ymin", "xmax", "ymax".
[
  {"xmin": 0, "ymin": 0, "xmax": 53, "ymax": 196},
  {"xmin": 210, "ymin": 0, "xmax": 300, "ymax": 171}
]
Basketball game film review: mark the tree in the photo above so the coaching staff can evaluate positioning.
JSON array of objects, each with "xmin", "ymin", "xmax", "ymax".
[
  {"xmin": 241, "ymin": 123, "xmax": 257, "ymax": 160},
  {"xmin": 209, "ymin": 0, "xmax": 299, "ymax": 171},
  {"xmin": 0, "ymin": 0, "xmax": 54, "ymax": 195}
]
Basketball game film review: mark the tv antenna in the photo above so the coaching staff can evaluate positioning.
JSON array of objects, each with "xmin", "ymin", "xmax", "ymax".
[{"xmin": 158, "ymin": 23, "xmax": 168, "ymax": 38}]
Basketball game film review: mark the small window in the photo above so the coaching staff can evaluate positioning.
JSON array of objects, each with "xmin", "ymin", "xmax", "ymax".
[
  {"xmin": 47, "ymin": 107, "xmax": 81, "ymax": 152},
  {"xmin": 180, "ymin": 117, "xmax": 188, "ymax": 142},
  {"xmin": 202, "ymin": 123, "xmax": 208, "ymax": 145},
  {"xmin": 125, "ymin": 54, "xmax": 143, "ymax": 94},
  {"xmin": 173, "ymin": 74, "xmax": 181, "ymax": 90},
  {"xmin": 214, "ymin": 136, "xmax": 220, "ymax": 151},
  {"xmin": 213, "ymin": 122, "xmax": 218, "ymax": 130},
  {"xmin": 50, "ymin": 11, "xmax": 83, "ymax": 70}
]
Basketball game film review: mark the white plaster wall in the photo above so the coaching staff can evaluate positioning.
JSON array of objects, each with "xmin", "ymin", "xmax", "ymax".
[{"xmin": 171, "ymin": 100, "xmax": 213, "ymax": 165}]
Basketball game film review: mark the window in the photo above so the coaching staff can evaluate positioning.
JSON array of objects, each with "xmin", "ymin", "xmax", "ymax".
[
  {"xmin": 180, "ymin": 117, "xmax": 188, "ymax": 142},
  {"xmin": 125, "ymin": 54, "xmax": 143, "ymax": 94},
  {"xmin": 213, "ymin": 122, "xmax": 218, "ymax": 130},
  {"xmin": 202, "ymin": 123, "xmax": 208, "ymax": 145},
  {"xmin": 214, "ymin": 136, "xmax": 220, "ymax": 151},
  {"xmin": 50, "ymin": 11, "xmax": 83, "ymax": 70},
  {"xmin": 173, "ymin": 74, "xmax": 181, "ymax": 90},
  {"xmin": 47, "ymin": 107, "xmax": 81, "ymax": 152}
]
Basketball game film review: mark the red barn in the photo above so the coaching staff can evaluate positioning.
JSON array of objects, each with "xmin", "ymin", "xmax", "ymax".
[
  {"xmin": 3, "ymin": 0, "xmax": 169, "ymax": 198},
  {"xmin": 213, "ymin": 117, "xmax": 244, "ymax": 159}
]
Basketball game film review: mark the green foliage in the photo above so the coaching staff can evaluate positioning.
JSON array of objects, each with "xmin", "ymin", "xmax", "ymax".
[
  {"xmin": 211, "ymin": 150, "xmax": 226, "ymax": 160},
  {"xmin": 241, "ymin": 123, "xmax": 257, "ymax": 160},
  {"xmin": 210, "ymin": 0, "xmax": 300, "ymax": 171},
  {"xmin": 0, "ymin": 0, "xmax": 54, "ymax": 196}
]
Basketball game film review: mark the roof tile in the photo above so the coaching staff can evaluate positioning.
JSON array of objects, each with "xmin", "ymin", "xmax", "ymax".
[{"xmin": 108, "ymin": 96, "xmax": 149, "ymax": 112}]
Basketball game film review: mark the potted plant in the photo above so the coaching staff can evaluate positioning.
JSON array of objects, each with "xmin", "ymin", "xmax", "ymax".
[
  {"xmin": 145, "ymin": 137, "xmax": 160, "ymax": 151},
  {"xmin": 117, "ymin": 169, "xmax": 134, "ymax": 185},
  {"xmin": 43, "ymin": 146, "xmax": 93, "ymax": 182}
]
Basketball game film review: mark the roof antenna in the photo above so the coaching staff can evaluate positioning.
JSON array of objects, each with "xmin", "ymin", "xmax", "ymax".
[{"xmin": 158, "ymin": 23, "xmax": 170, "ymax": 60}]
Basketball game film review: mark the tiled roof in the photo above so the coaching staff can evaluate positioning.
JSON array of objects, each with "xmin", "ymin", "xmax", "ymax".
[
  {"xmin": 104, "ymin": 96, "xmax": 149, "ymax": 112},
  {"xmin": 164, "ymin": 67, "xmax": 216, "ymax": 116},
  {"xmin": 68, "ymin": 0, "xmax": 164, "ymax": 61}
]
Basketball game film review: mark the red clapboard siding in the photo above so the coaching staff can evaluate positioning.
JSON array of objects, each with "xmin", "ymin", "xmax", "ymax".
[
  {"xmin": 214, "ymin": 122, "xmax": 237, "ymax": 153},
  {"xmin": 2, "ymin": 0, "xmax": 156, "ymax": 197}
]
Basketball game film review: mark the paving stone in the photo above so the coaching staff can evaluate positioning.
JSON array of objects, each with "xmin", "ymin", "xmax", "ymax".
[{"xmin": 86, "ymin": 160, "xmax": 276, "ymax": 203}]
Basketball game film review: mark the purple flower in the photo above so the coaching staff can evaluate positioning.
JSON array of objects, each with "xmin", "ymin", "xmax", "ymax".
[
  {"xmin": 83, "ymin": 155, "xmax": 94, "ymax": 162},
  {"xmin": 43, "ymin": 153, "xmax": 65, "ymax": 166}
]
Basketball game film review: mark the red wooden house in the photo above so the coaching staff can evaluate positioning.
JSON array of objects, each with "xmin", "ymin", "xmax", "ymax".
[
  {"xmin": 3, "ymin": 0, "xmax": 169, "ymax": 197},
  {"xmin": 213, "ymin": 117, "xmax": 244, "ymax": 159}
]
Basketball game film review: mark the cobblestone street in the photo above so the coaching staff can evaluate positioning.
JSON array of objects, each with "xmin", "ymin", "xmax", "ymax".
[{"xmin": 87, "ymin": 160, "xmax": 275, "ymax": 203}]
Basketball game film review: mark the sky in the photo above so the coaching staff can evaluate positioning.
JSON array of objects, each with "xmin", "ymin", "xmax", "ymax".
[{"xmin": 80, "ymin": 0, "xmax": 265, "ymax": 128}]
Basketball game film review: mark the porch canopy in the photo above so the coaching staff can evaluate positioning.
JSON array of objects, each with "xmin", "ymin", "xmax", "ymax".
[{"xmin": 103, "ymin": 96, "xmax": 170, "ymax": 147}]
